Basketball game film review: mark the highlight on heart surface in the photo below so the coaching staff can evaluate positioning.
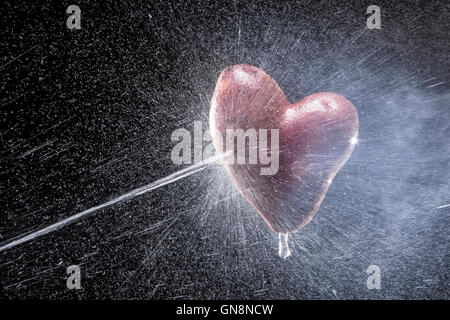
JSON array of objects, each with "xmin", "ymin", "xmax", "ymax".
[{"xmin": 209, "ymin": 64, "xmax": 359, "ymax": 259}]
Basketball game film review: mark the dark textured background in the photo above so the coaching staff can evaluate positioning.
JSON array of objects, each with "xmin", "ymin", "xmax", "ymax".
[{"xmin": 0, "ymin": 0, "xmax": 449, "ymax": 299}]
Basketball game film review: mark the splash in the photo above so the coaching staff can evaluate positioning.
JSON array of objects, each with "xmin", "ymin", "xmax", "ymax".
[
  {"xmin": 0, "ymin": 153, "xmax": 228, "ymax": 253},
  {"xmin": 278, "ymin": 233, "xmax": 291, "ymax": 259}
]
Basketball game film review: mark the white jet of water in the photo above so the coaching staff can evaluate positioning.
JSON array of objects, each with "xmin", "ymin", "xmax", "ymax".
[{"xmin": 0, "ymin": 153, "xmax": 228, "ymax": 253}]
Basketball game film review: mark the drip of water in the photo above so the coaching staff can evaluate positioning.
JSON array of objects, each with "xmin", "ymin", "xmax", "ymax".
[
  {"xmin": 0, "ymin": 153, "xmax": 228, "ymax": 253},
  {"xmin": 278, "ymin": 233, "xmax": 291, "ymax": 259}
]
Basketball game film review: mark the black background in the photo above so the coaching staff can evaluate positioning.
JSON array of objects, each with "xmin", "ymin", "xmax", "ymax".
[{"xmin": 1, "ymin": 0, "xmax": 449, "ymax": 299}]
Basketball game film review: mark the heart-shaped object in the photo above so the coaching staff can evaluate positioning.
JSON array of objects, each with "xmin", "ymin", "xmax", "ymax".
[{"xmin": 210, "ymin": 64, "xmax": 358, "ymax": 234}]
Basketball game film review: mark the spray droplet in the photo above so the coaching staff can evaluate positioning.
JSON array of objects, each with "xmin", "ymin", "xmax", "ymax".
[{"xmin": 278, "ymin": 233, "xmax": 291, "ymax": 259}]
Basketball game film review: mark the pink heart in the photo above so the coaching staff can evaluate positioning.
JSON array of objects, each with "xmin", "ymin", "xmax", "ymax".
[{"xmin": 210, "ymin": 64, "xmax": 358, "ymax": 234}]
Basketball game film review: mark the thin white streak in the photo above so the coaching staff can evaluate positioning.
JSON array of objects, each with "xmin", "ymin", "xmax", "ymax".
[
  {"xmin": 0, "ymin": 153, "xmax": 228, "ymax": 253},
  {"xmin": 427, "ymin": 81, "xmax": 444, "ymax": 88}
]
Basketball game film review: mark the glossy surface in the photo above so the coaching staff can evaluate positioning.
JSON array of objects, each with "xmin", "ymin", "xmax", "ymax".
[{"xmin": 210, "ymin": 64, "xmax": 359, "ymax": 233}]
